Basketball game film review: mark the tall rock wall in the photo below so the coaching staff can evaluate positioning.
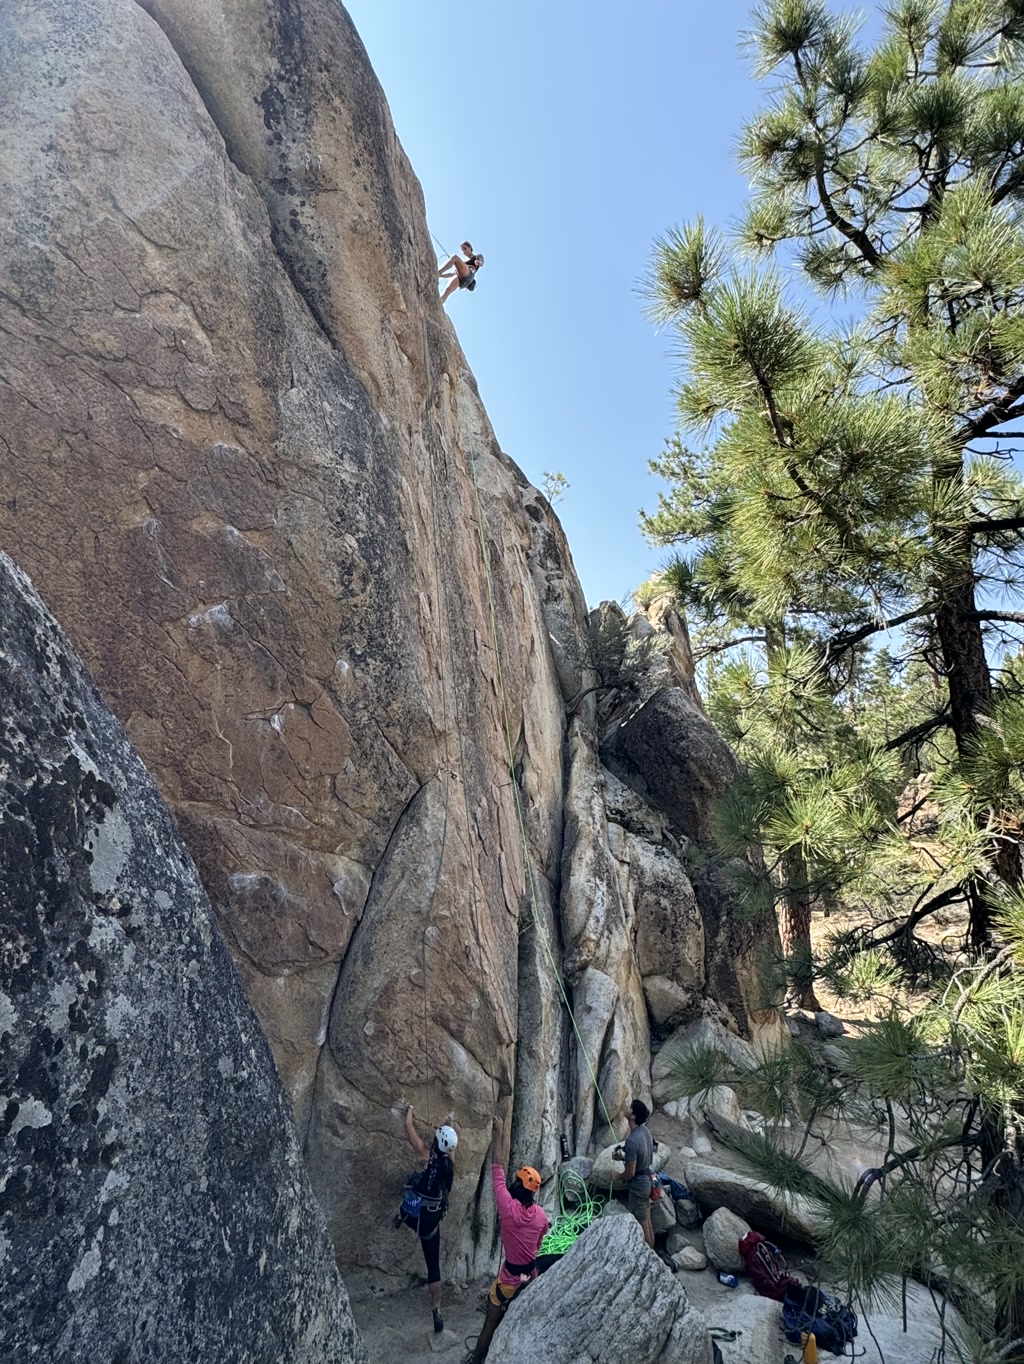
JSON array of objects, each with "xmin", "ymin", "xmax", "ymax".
[{"xmin": 0, "ymin": 0, "xmax": 780, "ymax": 1279}]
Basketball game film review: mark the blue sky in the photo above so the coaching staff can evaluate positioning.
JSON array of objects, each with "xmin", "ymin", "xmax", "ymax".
[{"xmin": 344, "ymin": 0, "xmax": 770, "ymax": 608}]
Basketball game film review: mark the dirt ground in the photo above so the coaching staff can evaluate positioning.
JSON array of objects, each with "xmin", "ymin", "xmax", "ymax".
[
  {"xmin": 345, "ymin": 1226, "xmax": 828, "ymax": 1364},
  {"xmin": 347, "ymin": 1267, "xmax": 491, "ymax": 1364}
]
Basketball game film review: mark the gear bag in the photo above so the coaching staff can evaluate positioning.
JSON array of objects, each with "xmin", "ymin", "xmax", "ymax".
[
  {"xmin": 782, "ymin": 1283, "xmax": 858, "ymax": 1356},
  {"xmin": 738, "ymin": 1230, "xmax": 802, "ymax": 1301}
]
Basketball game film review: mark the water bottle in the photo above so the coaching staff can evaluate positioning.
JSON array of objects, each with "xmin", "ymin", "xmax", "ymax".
[
  {"xmin": 559, "ymin": 1134, "xmax": 571, "ymax": 1162},
  {"xmin": 717, "ymin": 1272, "xmax": 738, "ymax": 1288}
]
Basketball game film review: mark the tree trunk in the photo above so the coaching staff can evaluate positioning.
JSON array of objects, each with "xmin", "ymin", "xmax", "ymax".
[
  {"xmin": 933, "ymin": 476, "xmax": 1001, "ymax": 948},
  {"xmin": 779, "ymin": 847, "xmax": 821, "ymax": 1010},
  {"xmin": 978, "ymin": 1112, "xmax": 1024, "ymax": 1338}
]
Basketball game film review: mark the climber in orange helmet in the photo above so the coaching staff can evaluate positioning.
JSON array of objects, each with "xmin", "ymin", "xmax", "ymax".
[
  {"xmin": 468, "ymin": 1115, "xmax": 549, "ymax": 1363},
  {"xmin": 439, "ymin": 240, "xmax": 484, "ymax": 304}
]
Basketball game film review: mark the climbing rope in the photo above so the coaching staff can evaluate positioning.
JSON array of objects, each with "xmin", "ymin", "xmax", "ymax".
[
  {"xmin": 461, "ymin": 440, "xmax": 616, "ymax": 1138},
  {"xmin": 410, "ymin": 295, "xmax": 618, "ymax": 1158},
  {"xmin": 536, "ymin": 1169, "xmax": 603, "ymax": 1257},
  {"xmin": 431, "ymin": 428, "xmax": 504, "ymax": 1118},
  {"xmin": 422, "ymin": 423, "xmax": 458, "ymax": 1131},
  {"xmin": 430, "ymin": 229, "xmax": 453, "ymax": 260}
]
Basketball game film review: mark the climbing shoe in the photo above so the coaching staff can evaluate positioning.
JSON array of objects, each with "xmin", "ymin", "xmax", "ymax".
[
  {"xmin": 656, "ymin": 1248, "xmax": 678, "ymax": 1273},
  {"xmin": 433, "ymin": 1308, "xmax": 444, "ymax": 1334}
]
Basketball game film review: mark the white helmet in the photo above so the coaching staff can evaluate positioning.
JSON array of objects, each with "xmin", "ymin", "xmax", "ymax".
[{"xmin": 435, "ymin": 1125, "xmax": 458, "ymax": 1154}]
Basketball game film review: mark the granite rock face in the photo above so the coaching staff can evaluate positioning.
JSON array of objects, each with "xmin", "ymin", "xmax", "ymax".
[
  {"xmin": 0, "ymin": 0, "xmax": 781, "ymax": 1278},
  {"xmin": 0, "ymin": 554, "xmax": 365, "ymax": 1363}
]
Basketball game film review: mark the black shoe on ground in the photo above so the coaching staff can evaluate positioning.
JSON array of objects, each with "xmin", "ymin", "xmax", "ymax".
[{"xmin": 433, "ymin": 1309, "xmax": 444, "ymax": 1334}]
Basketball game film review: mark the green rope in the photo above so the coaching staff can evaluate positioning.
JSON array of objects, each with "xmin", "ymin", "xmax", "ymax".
[{"xmin": 536, "ymin": 1169, "xmax": 603, "ymax": 1257}]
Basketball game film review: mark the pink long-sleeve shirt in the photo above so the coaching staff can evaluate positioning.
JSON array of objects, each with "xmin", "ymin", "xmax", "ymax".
[{"xmin": 492, "ymin": 1164, "xmax": 549, "ymax": 1286}]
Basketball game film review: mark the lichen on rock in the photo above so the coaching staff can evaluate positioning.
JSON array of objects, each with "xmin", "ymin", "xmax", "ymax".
[{"xmin": 0, "ymin": 551, "xmax": 365, "ymax": 1362}]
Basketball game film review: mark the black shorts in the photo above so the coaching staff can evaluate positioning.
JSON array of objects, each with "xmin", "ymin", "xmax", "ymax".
[{"xmin": 458, "ymin": 271, "xmax": 476, "ymax": 289}]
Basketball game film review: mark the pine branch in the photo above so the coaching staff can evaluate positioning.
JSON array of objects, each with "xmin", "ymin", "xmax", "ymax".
[
  {"xmin": 974, "ymin": 611, "xmax": 1024, "ymax": 624},
  {"xmin": 949, "ymin": 946, "xmax": 1016, "ymax": 1026},
  {"xmin": 854, "ymin": 1133, "xmax": 978, "ymax": 1204},
  {"xmin": 882, "ymin": 710, "xmax": 951, "ymax": 752},
  {"xmin": 841, "ymin": 886, "xmax": 966, "ymax": 957},
  {"xmin": 694, "ymin": 634, "xmax": 768, "ymax": 661},
  {"xmin": 960, "ymin": 380, "xmax": 1024, "ymax": 442},
  {"xmin": 823, "ymin": 604, "xmax": 936, "ymax": 658},
  {"xmin": 811, "ymin": 147, "xmax": 880, "ymax": 268},
  {"xmin": 991, "ymin": 162, "xmax": 1024, "ymax": 207},
  {"xmin": 967, "ymin": 518, "xmax": 1024, "ymax": 538}
]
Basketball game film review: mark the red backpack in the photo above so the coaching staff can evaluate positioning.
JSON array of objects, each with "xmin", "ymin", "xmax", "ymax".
[{"xmin": 738, "ymin": 1230, "xmax": 803, "ymax": 1301}]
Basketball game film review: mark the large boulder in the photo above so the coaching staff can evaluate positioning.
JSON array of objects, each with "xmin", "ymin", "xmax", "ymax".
[
  {"xmin": 0, "ymin": 553, "xmax": 364, "ymax": 1362},
  {"xmin": 606, "ymin": 689, "xmax": 739, "ymax": 844},
  {"xmin": 488, "ymin": 1216, "xmax": 712, "ymax": 1364},
  {"xmin": 706, "ymin": 1281, "xmax": 964, "ymax": 1364},
  {"xmin": 651, "ymin": 1192, "xmax": 678, "ymax": 1236},
  {"xmin": 674, "ymin": 1246, "xmax": 708, "ymax": 1272},
  {"xmin": 683, "ymin": 1161, "xmax": 827, "ymax": 1243}
]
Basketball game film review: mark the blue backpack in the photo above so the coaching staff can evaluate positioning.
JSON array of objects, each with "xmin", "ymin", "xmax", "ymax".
[{"xmin": 782, "ymin": 1284, "xmax": 858, "ymax": 1356}]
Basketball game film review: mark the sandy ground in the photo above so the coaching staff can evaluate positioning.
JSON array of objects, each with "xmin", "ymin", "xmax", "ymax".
[
  {"xmin": 347, "ymin": 1267, "xmax": 492, "ymax": 1364},
  {"xmin": 346, "ymin": 1228, "xmax": 823, "ymax": 1364}
]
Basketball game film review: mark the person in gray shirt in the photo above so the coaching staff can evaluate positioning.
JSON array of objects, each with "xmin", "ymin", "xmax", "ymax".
[{"xmin": 617, "ymin": 1098, "xmax": 654, "ymax": 1247}]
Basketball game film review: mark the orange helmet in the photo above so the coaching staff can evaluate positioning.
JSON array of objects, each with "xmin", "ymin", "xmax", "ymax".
[{"xmin": 516, "ymin": 1166, "xmax": 541, "ymax": 1193}]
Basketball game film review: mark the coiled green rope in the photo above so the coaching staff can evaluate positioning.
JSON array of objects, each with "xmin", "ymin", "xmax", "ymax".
[{"xmin": 537, "ymin": 1169, "xmax": 604, "ymax": 1257}]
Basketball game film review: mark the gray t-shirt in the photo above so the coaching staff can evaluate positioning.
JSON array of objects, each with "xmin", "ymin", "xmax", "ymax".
[{"xmin": 623, "ymin": 1123, "xmax": 653, "ymax": 1194}]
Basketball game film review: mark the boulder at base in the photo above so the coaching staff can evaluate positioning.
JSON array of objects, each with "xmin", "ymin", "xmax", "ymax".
[
  {"xmin": 487, "ymin": 1216, "xmax": 711, "ymax": 1364},
  {"xmin": 683, "ymin": 1161, "xmax": 826, "ymax": 1243},
  {"xmin": 0, "ymin": 552, "xmax": 365, "ymax": 1363},
  {"xmin": 701, "ymin": 1208, "xmax": 751, "ymax": 1273}
]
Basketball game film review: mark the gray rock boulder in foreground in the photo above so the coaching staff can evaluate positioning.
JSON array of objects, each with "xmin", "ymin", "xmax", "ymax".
[
  {"xmin": 0, "ymin": 551, "xmax": 365, "ymax": 1362},
  {"xmin": 487, "ymin": 1215, "xmax": 711, "ymax": 1364}
]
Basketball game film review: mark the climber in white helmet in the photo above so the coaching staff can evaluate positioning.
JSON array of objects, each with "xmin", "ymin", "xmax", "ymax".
[{"xmin": 395, "ymin": 1104, "xmax": 458, "ymax": 1334}]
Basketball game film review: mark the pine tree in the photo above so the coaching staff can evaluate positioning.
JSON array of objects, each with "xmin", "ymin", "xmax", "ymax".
[
  {"xmin": 646, "ymin": 3, "xmax": 1024, "ymax": 1346},
  {"xmin": 704, "ymin": 640, "xmax": 899, "ymax": 1007},
  {"xmin": 643, "ymin": 0, "xmax": 1024, "ymax": 950}
]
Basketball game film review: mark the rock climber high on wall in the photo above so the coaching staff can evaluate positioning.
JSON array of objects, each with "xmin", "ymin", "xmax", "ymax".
[{"xmin": 439, "ymin": 240, "xmax": 484, "ymax": 304}]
